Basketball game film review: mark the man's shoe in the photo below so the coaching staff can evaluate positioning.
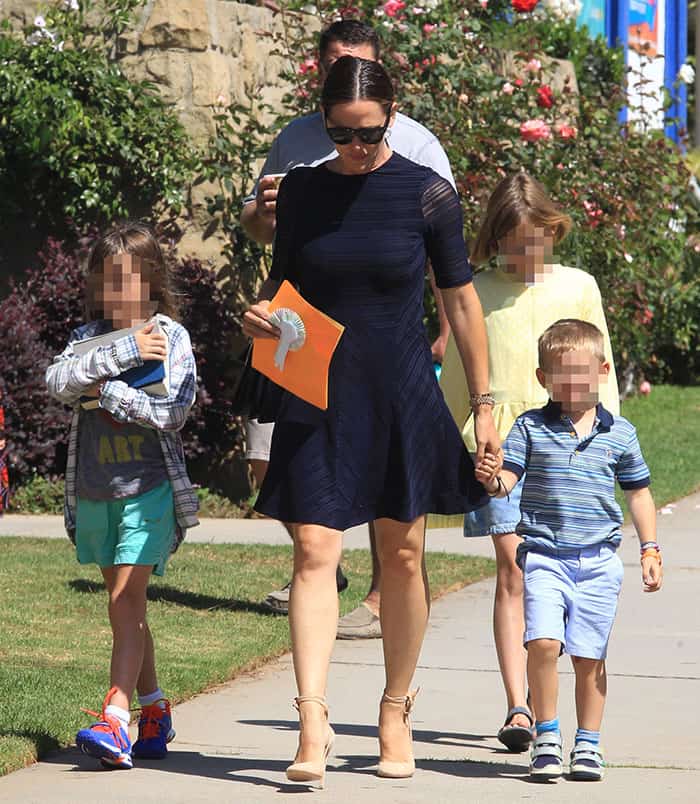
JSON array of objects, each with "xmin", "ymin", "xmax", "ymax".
[
  {"xmin": 336, "ymin": 602, "xmax": 381, "ymax": 640},
  {"xmin": 264, "ymin": 567, "xmax": 349, "ymax": 615},
  {"xmin": 132, "ymin": 699, "xmax": 176, "ymax": 760},
  {"xmin": 76, "ymin": 687, "xmax": 132, "ymax": 769},
  {"xmin": 262, "ymin": 581, "xmax": 291, "ymax": 614}
]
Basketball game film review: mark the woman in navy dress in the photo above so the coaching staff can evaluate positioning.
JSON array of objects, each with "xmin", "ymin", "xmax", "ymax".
[{"xmin": 243, "ymin": 57, "xmax": 501, "ymax": 785}]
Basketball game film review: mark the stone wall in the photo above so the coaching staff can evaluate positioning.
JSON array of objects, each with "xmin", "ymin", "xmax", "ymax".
[{"xmin": 1, "ymin": 0, "xmax": 305, "ymax": 264}]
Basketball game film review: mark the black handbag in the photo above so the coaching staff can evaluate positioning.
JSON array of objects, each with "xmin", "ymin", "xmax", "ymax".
[{"xmin": 231, "ymin": 343, "xmax": 282, "ymax": 421}]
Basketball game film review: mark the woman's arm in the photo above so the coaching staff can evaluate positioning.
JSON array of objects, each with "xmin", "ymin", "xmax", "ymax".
[{"xmin": 441, "ymin": 283, "xmax": 501, "ymax": 464}]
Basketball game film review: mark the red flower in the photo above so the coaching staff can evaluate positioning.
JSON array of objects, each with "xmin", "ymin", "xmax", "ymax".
[
  {"xmin": 511, "ymin": 0, "xmax": 539, "ymax": 12},
  {"xmin": 536, "ymin": 85, "xmax": 554, "ymax": 108},
  {"xmin": 514, "ymin": 78, "xmax": 524, "ymax": 87}
]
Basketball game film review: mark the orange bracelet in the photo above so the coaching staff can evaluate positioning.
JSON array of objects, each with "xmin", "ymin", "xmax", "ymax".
[{"xmin": 640, "ymin": 548, "xmax": 662, "ymax": 566}]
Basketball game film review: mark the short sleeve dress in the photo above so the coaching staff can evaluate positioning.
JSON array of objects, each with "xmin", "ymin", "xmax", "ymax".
[{"xmin": 255, "ymin": 153, "xmax": 487, "ymax": 530}]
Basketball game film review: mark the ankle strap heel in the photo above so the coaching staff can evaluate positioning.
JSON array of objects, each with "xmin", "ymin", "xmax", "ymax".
[{"xmin": 377, "ymin": 689, "xmax": 419, "ymax": 779}]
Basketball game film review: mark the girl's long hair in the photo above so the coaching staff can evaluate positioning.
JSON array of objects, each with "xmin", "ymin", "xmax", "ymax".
[
  {"xmin": 471, "ymin": 172, "xmax": 572, "ymax": 265},
  {"xmin": 85, "ymin": 222, "xmax": 178, "ymax": 321}
]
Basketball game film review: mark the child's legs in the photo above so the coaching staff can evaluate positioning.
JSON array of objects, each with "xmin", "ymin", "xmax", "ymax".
[
  {"xmin": 571, "ymin": 656, "xmax": 607, "ymax": 731},
  {"xmin": 102, "ymin": 564, "xmax": 153, "ymax": 712},
  {"xmin": 137, "ymin": 622, "xmax": 158, "ymax": 698},
  {"xmin": 527, "ymin": 639, "xmax": 561, "ymax": 722},
  {"xmin": 492, "ymin": 532, "xmax": 528, "ymax": 717},
  {"xmin": 522, "ymin": 550, "xmax": 573, "ymax": 723}
]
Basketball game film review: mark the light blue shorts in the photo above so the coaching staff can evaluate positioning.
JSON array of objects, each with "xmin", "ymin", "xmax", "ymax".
[
  {"xmin": 522, "ymin": 543, "xmax": 624, "ymax": 660},
  {"xmin": 75, "ymin": 481, "xmax": 175, "ymax": 576},
  {"xmin": 464, "ymin": 476, "xmax": 522, "ymax": 537}
]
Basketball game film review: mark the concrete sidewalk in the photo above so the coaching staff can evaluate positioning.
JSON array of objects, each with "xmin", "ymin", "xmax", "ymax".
[{"xmin": 1, "ymin": 493, "xmax": 699, "ymax": 802}]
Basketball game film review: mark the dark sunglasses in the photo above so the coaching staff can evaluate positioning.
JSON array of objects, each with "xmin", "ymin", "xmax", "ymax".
[{"xmin": 325, "ymin": 109, "xmax": 392, "ymax": 146}]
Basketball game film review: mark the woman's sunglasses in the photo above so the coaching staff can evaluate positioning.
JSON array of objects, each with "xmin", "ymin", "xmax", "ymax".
[{"xmin": 325, "ymin": 109, "xmax": 392, "ymax": 146}]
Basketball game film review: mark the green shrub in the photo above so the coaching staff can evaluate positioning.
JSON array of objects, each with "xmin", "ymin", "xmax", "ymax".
[
  {"xmin": 226, "ymin": 0, "xmax": 698, "ymax": 387},
  {"xmin": 0, "ymin": 1, "xmax": 196, "ymax": 268},
  {"xmin": 11, "ymin": 476, "xmax": 64, "ymax": 515}
]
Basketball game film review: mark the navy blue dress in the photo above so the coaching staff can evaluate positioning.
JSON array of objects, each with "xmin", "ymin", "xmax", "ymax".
[{"xmin": 255, "ymin": 153, "xmax": 487, "ymax": 529}]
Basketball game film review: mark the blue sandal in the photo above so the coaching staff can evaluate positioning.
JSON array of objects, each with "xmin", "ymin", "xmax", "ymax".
[{"xmin": 497, "ymin": 706, "xmax": 534, "ymax": 753}]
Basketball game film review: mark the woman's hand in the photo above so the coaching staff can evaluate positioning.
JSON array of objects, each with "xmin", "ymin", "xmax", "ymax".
[
  {"xmin": 242, "ymin": 300, "xmax": 280, "ymax": 340},
  {"xmin": 473, "ymin": 408, "xmax": 502, "ymax": 477},
  {"xmin": 475, "ymin": 453, "xmax": 500, "ymax": 492}
]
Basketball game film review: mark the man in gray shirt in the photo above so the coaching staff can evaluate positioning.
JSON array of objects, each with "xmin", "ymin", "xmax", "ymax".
[{"xmin": 241, "ymin": 20, "xmax": 455, "ymax": 638}]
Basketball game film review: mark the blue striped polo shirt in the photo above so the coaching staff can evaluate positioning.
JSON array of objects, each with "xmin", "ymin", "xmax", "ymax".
[{"xmin": 503, "ymin": 401, "xmax": 650, "ymax": 555}]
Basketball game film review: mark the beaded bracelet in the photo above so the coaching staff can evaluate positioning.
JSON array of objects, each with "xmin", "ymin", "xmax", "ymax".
[{"xmin": 470, "ymin": 393, "xmax": 495, "ymax": 408}]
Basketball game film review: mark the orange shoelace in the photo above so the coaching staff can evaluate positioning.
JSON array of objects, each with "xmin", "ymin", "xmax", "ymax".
[
  {"xmin": 138, "ymin": 704, "xmax": 167, "ymax": 740},
  {"xmin": 80, "ymin": 686, "xmax": 129, "ymax": 751}
]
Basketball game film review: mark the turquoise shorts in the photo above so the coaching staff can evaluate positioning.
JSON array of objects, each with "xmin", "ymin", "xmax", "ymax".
[{"xmin": 75, "ymin": 481, "xmax": 175, "ymax": 576}]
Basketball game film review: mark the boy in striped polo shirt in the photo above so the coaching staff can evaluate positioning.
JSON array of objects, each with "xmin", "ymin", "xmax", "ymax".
[{"xmin": 476, "ymin": 319, "xmax": 663, "ymax": 782}]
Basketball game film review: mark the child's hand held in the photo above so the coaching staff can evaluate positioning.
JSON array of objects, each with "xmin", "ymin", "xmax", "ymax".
[{"xmin": 135, "ymin": 322, "xmax": 167, "ymax": 362}]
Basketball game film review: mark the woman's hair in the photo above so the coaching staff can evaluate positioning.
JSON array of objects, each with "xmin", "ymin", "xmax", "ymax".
[
  {"xmin": 538, "ymin": 319, "xmax": 605, "ymax": 372},
  {"xmin": 85, "ymin": 222, "xmax": 178, "ymax": 321},
  {"xmin": 321, "ymin": 56, "xmax": 394, "ymax": 112},
  {"xmin": 471, "ymin": 171, "xmax": 572, "ymax": 264}
]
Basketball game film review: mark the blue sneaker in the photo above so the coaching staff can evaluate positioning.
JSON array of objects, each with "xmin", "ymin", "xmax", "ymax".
[
  {"xmin": 570, "ymin": 741, "xmax": 605, "ymax": 781},
  {"xmin": 132, "ymin": 699, "xmax": 175, "ymax": 760},
  {"xmin": 529, "ymin": 731, "xmax": 563, "ymax": 780},
  {"xmin": 76, "ymin": 687, "xmax": 133, "ymax": 769}
]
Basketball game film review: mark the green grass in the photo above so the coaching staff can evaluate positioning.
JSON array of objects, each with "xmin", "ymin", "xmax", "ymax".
[
  {"xmin": 431, "ymin": 385, "xmax": 700, "ymax": 528},
  {"xmin": 617, "ymin": 385, "xmax": 700, "ymax": 509},
  {"xmin": 0, "ymin": 538, "xmax": 494, "ymax": 777}
]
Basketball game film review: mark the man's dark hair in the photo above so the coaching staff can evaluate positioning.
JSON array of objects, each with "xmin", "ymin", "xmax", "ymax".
[
  {"xmin": 319, "ymin": 20, "xmax": 380, "ymax": 62},
  {"xmin": 321, "ymin": 56, "xmax": 394, "ymax": 112}
]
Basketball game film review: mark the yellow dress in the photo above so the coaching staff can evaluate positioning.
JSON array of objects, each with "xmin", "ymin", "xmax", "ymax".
[{"xmin": 440, "ymin": 263, "xmax": 620, "ymax": 454}]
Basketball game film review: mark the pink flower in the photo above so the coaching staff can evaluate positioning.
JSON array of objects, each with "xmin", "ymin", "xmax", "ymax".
[
  {"xmin": 502, "ymin": 81, "xmax": 515, "ymax": 95},
  {"xmin": 583, "ymin": 200, "xmax": 603, "ymax": 228},
  {"xmin": 556, "ymin": 163, "xmax": 564, "ymax": 170},
  {"xmin": 480, "ymin": 0, "xmax": 488, "ymax": 7},
  {"xmin": 423, "ymin": 22, "xmax": 437, "ymax": 34},
  {"xmin": 639, "ymin": 381, "xmax": 652, "ymax": 396},
  {"xmin": 525, "ymin": 58, "xmax": 542, "ymax": 72},
  {"xmin": 556, "ymin": 124, "xmax": 577, "ymax": 139},
  {"xmin": 519, "ymin": 119, "xmax": 551, "ymax": 142},
  {"xmin": 383, "ymin": 0, "xmax": 406, "ymax": 16},
  {"xmin": 298, "ymin": 57, "xmax": 318, "ymax": 75},
  {"xmin": 514, "ymin": 78, "xmax": 524, "ymax": 87}
]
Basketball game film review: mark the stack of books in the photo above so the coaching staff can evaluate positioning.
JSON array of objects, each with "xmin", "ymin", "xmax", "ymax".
[{"xmin": 74, "ymin": 319, "xmax": 169, "ymax": 409}]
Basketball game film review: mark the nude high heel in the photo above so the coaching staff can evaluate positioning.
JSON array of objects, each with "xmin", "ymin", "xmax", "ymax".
[
  {"xmin": 377, "ymin": 689, "xmax": 419, "ymax": 779},
  {"xmin": 286, "ymin": 696, "xmax": 335, "ymax": 789}
]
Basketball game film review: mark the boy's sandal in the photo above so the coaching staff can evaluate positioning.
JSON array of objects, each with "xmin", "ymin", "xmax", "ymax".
[
  {"xmin": 497, "ymin": 706, "xmax": 534, "ymax": 753},
  {"xmin": 569, "ymin": 741, "xmax": 604, "ymax": 781},
  {"xmin": 529, "ymin": 731, "xmax": 563, "ymax": 779}
]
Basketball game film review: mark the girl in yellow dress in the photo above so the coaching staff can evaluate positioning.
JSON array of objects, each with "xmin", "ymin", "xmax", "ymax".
[{"xmin": 440, "ymin": 172, "xmax": 619, "ymax": 752}]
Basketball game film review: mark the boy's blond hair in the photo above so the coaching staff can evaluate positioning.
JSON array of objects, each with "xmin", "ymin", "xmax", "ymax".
[
  {"xmin": 471, "ymin": 171, "xmax": 572, "ymax": 265},
  {"xmin": 538, "ymin": 319, "xmax": 606, "ymax": 372}
]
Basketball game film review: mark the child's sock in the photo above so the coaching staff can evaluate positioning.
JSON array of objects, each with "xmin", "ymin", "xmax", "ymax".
[
  {"xmin": 138, "ymin": 688, "xmax": 166, "ymax": 708},
  {"xmin": 575, "ymin": 728, "xmax": 600, "ymax": 745},
  {"xmin": 104, "ymin": 704, "xmax": 130, "ymax": 732},
  {"xmin": 536, "ymin": 717, "xmax": 560, "ymax": 736}
]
